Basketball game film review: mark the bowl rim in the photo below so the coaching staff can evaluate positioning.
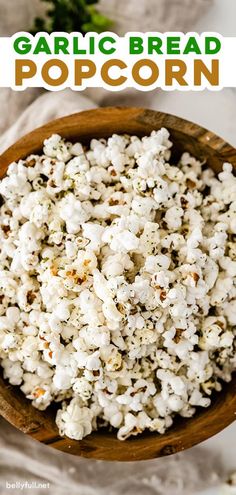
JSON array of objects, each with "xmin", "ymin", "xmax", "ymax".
[
  {"xmin": 0, "ymin": 106, "xmax": 235, "ymax": 462},
  {"xmin": 0, "ymin": 106, "xmax": 236, "ymax": 168}
]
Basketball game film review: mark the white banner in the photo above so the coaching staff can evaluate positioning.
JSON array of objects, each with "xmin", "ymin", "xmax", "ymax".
[{"xmin": 0, "ymin": 31, "xmax": 235, "ymax": 91}]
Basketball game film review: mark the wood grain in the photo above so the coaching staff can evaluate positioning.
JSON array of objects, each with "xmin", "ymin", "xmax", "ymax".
[{"xmin": 0, "ymin": 107, "xmax": 235, "ymax": 461}]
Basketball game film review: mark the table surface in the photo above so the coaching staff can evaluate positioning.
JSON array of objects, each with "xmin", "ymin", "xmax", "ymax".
[{"xmin": 201, "ymin": 488, "xmax": 236, "ymax": 495}]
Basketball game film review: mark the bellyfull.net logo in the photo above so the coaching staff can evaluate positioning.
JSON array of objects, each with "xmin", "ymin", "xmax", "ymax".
[{"xmin": 5, "ymin": 480, "xmax": 50, "ymax": 491}]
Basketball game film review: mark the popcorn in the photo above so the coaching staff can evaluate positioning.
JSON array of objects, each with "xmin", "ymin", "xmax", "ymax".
[
  {"xmin": 56, "ymin": 398, "xmax": 93, "ymax": 440},
  {"xmin": 1, "ymin": 358, "xmax": 23, "ymax": 385},
  {"xmin": 82, "ymin": 223, "xmax": 105, "ymax": 251},
  {"xmin": 144, "ymin": 254, "xmax": 170, "ymax": 273},
  {"xmin": 72, "ymin": 377, "xmax": 93, "ymax": 400},
  {"xmin": 0, "ymin": 129, "xmax": 235, "ymax": 443},
  {"xmin": 53, "ymin": 366, "xmax": 73, "ymax": 390},
  {"xmin": 102, "ymin": 227, "xmax": 139, "ymax": 253},
  {"xmin": 165, "ymin": 206, "xmax": 183, "ymax": 229},
  {"xmin": 102, "ymin": 253, "xmax": 134, "ymax": 278},
  {"xmin": 59, "ymin": 193, "xmax": 90, "ymax": 234}
]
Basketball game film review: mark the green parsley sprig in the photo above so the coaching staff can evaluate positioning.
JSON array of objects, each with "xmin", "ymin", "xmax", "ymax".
[{"xmin": 31, "ymin": 0, "xmax": 112, "ymax": 35}]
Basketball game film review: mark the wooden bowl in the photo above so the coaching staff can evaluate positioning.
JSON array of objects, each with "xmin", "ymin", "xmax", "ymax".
[{"xmin": 0, "ymin": 107, "xmax": 235, "ymax": 461}]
